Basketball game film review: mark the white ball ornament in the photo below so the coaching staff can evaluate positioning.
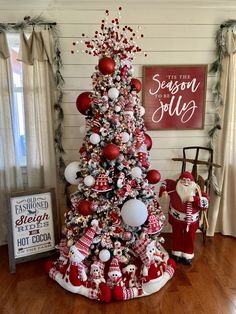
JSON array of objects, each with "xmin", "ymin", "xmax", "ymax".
[
  {"xmin": 90, "ymin": 133, "xmax": 100, "ymax": 144},
  {"xmin": 108, "ymin": 87, "xmax": 119, "ymax": 100},
  {"xmin": 64, "ymin": 161, "xmax": 80, "ymax": 185},
  {"xmin": 121, "ymin": 199, "xmax": 148, "ymax": 227},
  {"xmin": 121, "ymin": 132, "xmax": 130, "ymax": 143},
  {"xmin": 115, "ymin": 105, "xmax": 121, "ymax": 112},
  {"xmin": 131, "ymin": 166, "xmax": 142, "ymax": 178},
  {"xmin": 139, "ymin": 106, "xmax": 145, "ymax": 116},
  {"xmin": 99, "ymin": 249, "xmax": 111, "ymax": 262},
  {"xmin": 84, "ymin": 175, "xmax": 95, "ymax": 187}
]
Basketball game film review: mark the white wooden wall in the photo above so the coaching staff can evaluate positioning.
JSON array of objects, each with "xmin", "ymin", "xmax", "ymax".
[{"xmin": 2, "ymin": 3, "xmax": 236, "ymax": 223}]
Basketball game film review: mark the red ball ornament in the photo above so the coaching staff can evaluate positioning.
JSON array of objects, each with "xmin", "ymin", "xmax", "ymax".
[
  {"xmin": 144, "ymin": 133, "xmax": 152, "ymax": 151},
  {"xmin": 98, "ymin": 57, "xmax": 116, "ymax": 75},
  {"xmin": 131, "ymin": 78, "xmax": 142, "ymax": 93},
  {"xmin": 147, "ymin": 170, "xmax": 161, "ymax": 184},
  {"xmin": 79, "ymin": 146, "xmax": 86, "ymax": 155},
  {"xmin": 76, "ymin": 92, "xmax": 92, "ymax": 115},
  {"xmin": 77, "ymin": 200, "xmax": 92, "ymax": 216},
  {"xmin": 103, "ymin": 143, "xmax": 120, "ymax": 160}
]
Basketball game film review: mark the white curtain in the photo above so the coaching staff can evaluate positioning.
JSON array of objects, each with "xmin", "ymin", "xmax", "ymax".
[
  {"xmin": 18, "ymin": 30, "xmax": 57, "ymax": 189},
  {"xmin": 0, "ymin": 29, "xmax": 59, "ymax": 244},
  {"xmin": 0, "ymin": 32, "xmax": 24, "ymax": 244},
  {"xmin": 208, "ymin": 31, "xmax": 236, "ymax": 237}
]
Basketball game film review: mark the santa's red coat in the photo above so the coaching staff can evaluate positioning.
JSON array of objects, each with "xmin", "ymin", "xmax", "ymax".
[{"xmin": 159, "ymin": 179, "xmax": 207, "ymax": 258}]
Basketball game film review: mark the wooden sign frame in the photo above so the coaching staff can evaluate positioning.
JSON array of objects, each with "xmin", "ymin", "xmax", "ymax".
[
  {"xmin": 143, "ymin": 64, "xmax": 207, "ymax": 130},
  {"xmin": 8, "ymin": 188, "xmax": 59, "ymax": 273}
]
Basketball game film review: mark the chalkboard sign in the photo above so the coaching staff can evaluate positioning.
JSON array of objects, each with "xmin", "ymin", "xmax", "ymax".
[
  {"xmin": 143, "ymin": 65, "xmax": 207, "ymax": 130},
  {"xmin": 8, "ymin": 188, "xmax": 59, "ymax": 273}
]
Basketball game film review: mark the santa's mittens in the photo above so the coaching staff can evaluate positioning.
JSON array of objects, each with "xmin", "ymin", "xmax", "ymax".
[
  {"xmin": 98, "ymin": 282, "xmax": 112, "ymax": 303},
  {"xmin": 166, "ymin": 258, "xmax": 176, "ymax": 278},
  {"xmin": 113, "ymin": 286, "xmax": 124, "ymax": 301},
  {"xmin": 45, "ymin": 260, "xmax": 54, "ymax": 274},
  {"xmin": 69, "ymin": 264, "xmax": 82, "ymax": 286}
]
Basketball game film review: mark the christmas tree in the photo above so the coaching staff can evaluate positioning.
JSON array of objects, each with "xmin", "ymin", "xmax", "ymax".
[{"xmin": 46, "ymin": 8, "xmax": 175, "ymax": 302}]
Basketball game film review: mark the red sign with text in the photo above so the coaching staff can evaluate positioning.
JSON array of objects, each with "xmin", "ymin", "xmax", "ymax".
[{"xmin": 143, "ymin": 65, "xmax": 207, "ymax": 130}]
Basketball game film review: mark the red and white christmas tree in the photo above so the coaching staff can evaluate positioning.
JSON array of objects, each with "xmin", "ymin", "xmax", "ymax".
[{"xmin": 46, "ymin": 8, "xmax": 175, "ymax": 302}]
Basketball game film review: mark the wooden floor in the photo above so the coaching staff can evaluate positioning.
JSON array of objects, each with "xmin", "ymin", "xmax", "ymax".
[{"xmin": 1, "ymin": 234, "xmax": 236, "ymax": 314}]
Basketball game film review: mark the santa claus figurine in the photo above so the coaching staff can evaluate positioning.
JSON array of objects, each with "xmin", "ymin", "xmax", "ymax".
[{"xmin": 159, "ymin": 171, "xmax": 209, "ymax": 265}]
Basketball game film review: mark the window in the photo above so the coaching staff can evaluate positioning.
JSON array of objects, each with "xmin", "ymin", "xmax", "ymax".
[{"xmin": 7, "ymin": 33, "xmax": 26, "ymax": 166}]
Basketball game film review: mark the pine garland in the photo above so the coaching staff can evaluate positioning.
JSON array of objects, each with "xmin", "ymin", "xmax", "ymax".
[
  {"xmin": 209, "ymin": 20, "xmax": 236, "ymax": 147},
  {"xmin": 0, "ymin": 15, "xmax": 66, "ymax": 182},
  {"xmin": 208, "ymin": 20, "xmax": 236, "ymax": 196}
]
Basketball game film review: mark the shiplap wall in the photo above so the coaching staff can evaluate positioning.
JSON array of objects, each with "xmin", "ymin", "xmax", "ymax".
[
  {"xmin": 56, "ymin": 7, "xmax": 223, "ymax": 181},
  {"xmin": 1, "ymin": 4, "xmax": 236, "ymax": 223}
]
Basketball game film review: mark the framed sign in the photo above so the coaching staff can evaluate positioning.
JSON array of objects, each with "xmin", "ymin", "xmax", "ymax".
[
  {"xmin": 143, "ymin": 65, "xmax": 207, "ymax": 130},
  {"xmin": 8, "ymin": 188, "xmax": 59, "ymax": 273}
]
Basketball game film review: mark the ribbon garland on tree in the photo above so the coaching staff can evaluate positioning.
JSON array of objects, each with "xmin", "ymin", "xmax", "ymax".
[{"xmin": 0, "ymin": 15, "xmax": 66, "ymax": 181}]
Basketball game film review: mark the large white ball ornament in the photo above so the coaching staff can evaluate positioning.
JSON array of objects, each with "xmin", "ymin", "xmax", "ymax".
[
  {"xmin": 139, "ymin": 106, "xmax": 145, "ymax": 116},
  {"xmin": 84, "ymin": 175, "xmax": 95, "ymax": 187},
  {"xmin": 131, "ymin": 166, "xmax": 142, "ymax": 178},
  {"xmin": 99, "ymin": 249, "xmax": 111, "ymax": 262},
  {"xmin": 121, "ymin": 132, "xmax": 130, "ymax": 143},
  {"xmin": 121, "ymin": 199, "xmax": 148, "ymax": 227},
  {"xmin": 108, "ymin": 87, "xmax": 119, "ymax": 100},
  {"xmin": 90, "ymin": 133, "xmax": 100, "ymax": 144},
  {"xmin": 64, "ymin": 161, "xmax": 80, "ymax": 185}
]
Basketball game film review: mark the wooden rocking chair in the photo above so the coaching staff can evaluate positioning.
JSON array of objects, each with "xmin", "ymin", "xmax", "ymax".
[{"xmin": 172, "ymin": 146, "xmax": 221, "ymax": 243}]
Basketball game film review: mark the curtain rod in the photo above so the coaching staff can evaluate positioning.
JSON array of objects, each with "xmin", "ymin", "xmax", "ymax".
[
  {"xmin": 7, "ymin": 16, "xmax": 56, "ymax": 26},
  {"xmin": 7, "ymin": 22, "xmax": 57, "ymax": 26}
]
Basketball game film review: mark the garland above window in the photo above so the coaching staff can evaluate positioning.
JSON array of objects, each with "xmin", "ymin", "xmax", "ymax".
[{"xmin": 0, "ymin": 15, "xmax": 65, "ymax": 181}]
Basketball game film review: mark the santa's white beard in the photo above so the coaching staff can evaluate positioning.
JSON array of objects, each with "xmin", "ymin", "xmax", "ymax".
[{"xmin": 176, "ymin": 181, "xmax": 197, "ymax": 203}]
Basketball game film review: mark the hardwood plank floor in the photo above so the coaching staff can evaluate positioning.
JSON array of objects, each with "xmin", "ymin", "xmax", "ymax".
[{"xmin": 0, "ymin": 234, "xmax": 236, "ymax": 314}]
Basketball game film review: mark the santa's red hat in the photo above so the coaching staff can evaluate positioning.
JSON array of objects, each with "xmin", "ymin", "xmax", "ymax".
[
  {"xmin": 75, "ymin": 220, "xmax": 98, "ymax": 259},
  {"xmin": 179, "ymin": 171, "xmax": 194, "ymax": 182}
]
